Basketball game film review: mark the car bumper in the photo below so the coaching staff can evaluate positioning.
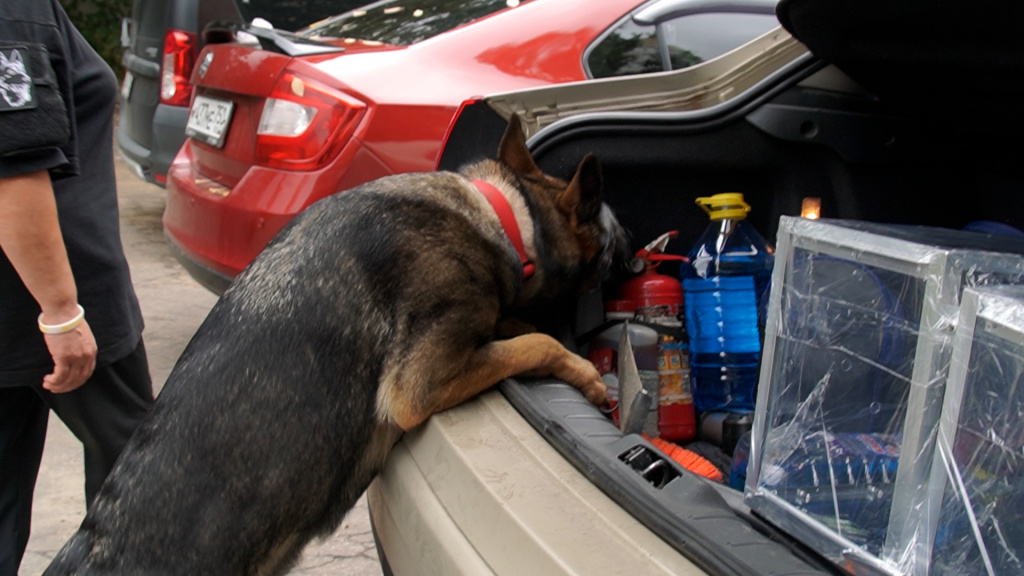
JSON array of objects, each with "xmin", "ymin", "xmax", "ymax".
[
  {"xmin": 368, "ymin": 390, "xmax": 706, "ymax": 576},
  {"xmin": 163, "ymin": 152, "xmax": 295, "ymax": 288},
  {"xmin": 163, "ymin": 230, "xmax": 235, "ymax": 295},
  {"xmin": 163, "ymin": 140, "xmax": 393, "ymax": 292},
  {"xmin": 117, "ymin": 103, "xmax": 189, "ymax": 187}
]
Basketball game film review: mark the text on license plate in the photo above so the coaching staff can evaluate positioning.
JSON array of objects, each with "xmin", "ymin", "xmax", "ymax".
[{"xmin": 186, "ymin": 95, "xmax": 235, "ymax": 148}]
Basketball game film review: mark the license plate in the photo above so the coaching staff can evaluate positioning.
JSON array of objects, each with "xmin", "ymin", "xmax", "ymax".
[{"xmin": 186, "ymin": 95, "xmax": 235, "ymax": 148}]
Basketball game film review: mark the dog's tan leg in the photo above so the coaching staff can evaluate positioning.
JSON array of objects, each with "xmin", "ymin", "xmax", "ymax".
[
  {"xmin": 392, "ymin": 333, "xmax": 606, "ymax": 431},
  {"xmin": 494, "ymin": 316, "xmax": 536, "ymax": 338}
]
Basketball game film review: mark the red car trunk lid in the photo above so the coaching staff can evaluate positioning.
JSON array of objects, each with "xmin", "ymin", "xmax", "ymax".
[{"xmin": 187, "ymin": 43, "xmax": 293, "ymax": 188}]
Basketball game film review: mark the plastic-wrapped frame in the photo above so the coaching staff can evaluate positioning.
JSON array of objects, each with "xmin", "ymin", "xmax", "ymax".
[
  {"xmin": 746, "ymin": 217, "xmax": 1024, "ymax": 575},
  {"xmin": 926, "ymin": 285, "xmax": 1024, "ymax": 575}
]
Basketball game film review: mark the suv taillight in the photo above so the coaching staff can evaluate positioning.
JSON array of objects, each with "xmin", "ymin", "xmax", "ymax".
[
  {"xmin": 255, "ymin": 71, "xmax": 366, "ymax": 171},
  {"xmin": 160, "ymin": 29, "xmax": 196, "ymax": 106}
]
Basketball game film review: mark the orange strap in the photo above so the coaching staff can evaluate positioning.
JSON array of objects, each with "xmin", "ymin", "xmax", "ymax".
[{"xmin": 643, "ymin": 434, "xmax": 724, "ymax": 483}]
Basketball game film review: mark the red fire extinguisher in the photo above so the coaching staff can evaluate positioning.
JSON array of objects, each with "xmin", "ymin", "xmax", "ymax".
[{"xmin": 621, "ymin": 232, "xmax": 696, "ymax": 443}]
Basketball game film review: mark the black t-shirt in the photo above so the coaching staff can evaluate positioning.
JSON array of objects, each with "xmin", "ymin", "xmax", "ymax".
[{"xmin": 0, "ymin": 0, "xmax": 144, "ymax": 387}]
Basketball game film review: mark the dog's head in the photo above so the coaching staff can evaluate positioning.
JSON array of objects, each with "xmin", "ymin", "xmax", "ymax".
[{"xmin": 496, "ymin": 115, "xmax": 630, "ymax": 305}]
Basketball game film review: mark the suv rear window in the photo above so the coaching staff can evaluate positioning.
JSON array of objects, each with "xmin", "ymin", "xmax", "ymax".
[{"xmin": 302, "ymin": 0, "xmax": 531, "ymax": 46}]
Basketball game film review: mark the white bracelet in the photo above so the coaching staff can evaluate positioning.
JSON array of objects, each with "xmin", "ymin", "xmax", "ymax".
[{"xmin": 38, "ymin": 304, "xmax": 86, "ymax": 334}]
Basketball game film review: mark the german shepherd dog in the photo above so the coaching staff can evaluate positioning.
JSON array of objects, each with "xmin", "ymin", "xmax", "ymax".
[{"xmin": 46, "ymin": 115, "xmax": 627, "ymax": 575}]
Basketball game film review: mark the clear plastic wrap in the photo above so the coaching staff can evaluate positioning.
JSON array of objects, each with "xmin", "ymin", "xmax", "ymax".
[
  {"xmin": 927, "ymin": 285, "xmax": 1024, "ymax": 575},
  {"xmin": 745, "ymin": 217, "xmax": 1024, "ymax": 575}
]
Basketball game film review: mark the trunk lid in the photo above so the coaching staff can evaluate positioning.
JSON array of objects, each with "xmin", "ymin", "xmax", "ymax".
[{"xmin": 185, "ymin": 26, "xmax": 376, "ymax": 187}]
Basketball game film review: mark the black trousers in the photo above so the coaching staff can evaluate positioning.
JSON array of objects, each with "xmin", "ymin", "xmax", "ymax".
[{"xmin": 0, "ymin": 339, "xmax": 154, "ymax": 576}]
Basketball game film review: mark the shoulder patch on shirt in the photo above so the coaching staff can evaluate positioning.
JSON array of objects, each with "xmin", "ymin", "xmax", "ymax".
[{"xmin": 0, "ymin": 47, "xmax": 37, "ymax": 111}]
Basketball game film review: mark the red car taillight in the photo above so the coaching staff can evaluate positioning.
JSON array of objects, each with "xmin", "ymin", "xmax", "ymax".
[
  {"xmin": 255, "ymin": 72, "xmax": 367, "ymax": 171},
  {"xmin": 160, "ymin": 29, "xmax": 196, "ymax": 106}
]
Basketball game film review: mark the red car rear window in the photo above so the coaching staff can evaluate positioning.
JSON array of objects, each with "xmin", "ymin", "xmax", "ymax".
[{"xmin": 301, "ymin": 0, "xmax": 531, "ymax": 46}]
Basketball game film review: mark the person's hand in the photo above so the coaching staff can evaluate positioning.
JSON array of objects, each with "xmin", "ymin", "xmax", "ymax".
[{"xmin": 42, "ymin": 319, "xmax": 97, "ymax": 393}]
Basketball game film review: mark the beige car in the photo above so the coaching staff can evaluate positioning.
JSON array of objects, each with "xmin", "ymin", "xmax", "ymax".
[
  {"xmin": 369, "ymin": 0, "xmax": 1024, "ymax": 573},
  {"xmin": 370, "ymin": 20, "xmax": 828, "ymax": 576}
]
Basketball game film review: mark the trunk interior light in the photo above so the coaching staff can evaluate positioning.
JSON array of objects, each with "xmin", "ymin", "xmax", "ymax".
[
  {"xmin": 160, "ymin": 29, "xmax": 197, "ymax": 106},
  {"xmin": 801, "ymin": 197, "xmax": 822, "ymax": 219},
  {"xmin": 255, "ymin": 71, "xmax": 367, "ymax": 171}
]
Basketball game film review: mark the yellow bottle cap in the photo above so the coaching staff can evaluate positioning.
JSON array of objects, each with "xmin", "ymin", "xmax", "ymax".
[{"xmin": 695, "ymin": 193, "xmax": 750, "ymax": 220}]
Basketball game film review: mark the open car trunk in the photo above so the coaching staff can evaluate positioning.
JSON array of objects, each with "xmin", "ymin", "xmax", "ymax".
[{"xmin": 372, "ymin": 1, "xmax": 1024, "ymax": 574}]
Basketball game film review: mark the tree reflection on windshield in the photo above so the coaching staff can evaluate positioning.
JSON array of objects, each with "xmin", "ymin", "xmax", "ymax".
[{"xmin": 302, "ymin": 0, "xmax": 530, "ymax": 46}]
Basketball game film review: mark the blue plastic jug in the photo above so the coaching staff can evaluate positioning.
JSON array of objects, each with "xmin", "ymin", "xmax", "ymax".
[{"xmin": 682, "ymin": 193, "xmax": 773, "ymax": 412}]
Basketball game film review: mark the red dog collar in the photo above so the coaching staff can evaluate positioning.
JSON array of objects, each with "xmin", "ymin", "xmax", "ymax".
[{"xmin": 472, "ymin": 180, "xmax": 536, "ymax": 279}]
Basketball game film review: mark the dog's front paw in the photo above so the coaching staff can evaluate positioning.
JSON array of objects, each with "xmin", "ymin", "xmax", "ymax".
[
  {"xmin": 581, "ymin": 378, "xmax": 608, "ymax": 406},
  {"xmin": 558, "ymin": 353, "xmax": 607, "ymax": 406}
]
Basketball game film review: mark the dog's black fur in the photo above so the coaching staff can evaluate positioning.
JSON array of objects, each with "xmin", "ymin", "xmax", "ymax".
[{"xmin": 45, "ymin": 115, "xmax": 628, "ymax": 575}]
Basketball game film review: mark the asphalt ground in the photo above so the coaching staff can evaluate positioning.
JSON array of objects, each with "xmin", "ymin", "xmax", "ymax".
[{"xmin": 18, "ymin": 149, "xmax": 384, "ymax": 576}]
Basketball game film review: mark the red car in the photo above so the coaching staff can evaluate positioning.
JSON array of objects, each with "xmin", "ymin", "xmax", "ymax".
[{"xmin": 164, "ymin": 0, "xmax": 778, "ymax": 294}]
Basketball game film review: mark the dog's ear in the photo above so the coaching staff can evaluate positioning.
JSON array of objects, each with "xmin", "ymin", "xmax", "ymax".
[
  {"xmin": 497, "ymin": 113, "xmax": 542, "ymax": 178},
  {"xmin": 557, "ymin": 153, "xmax": 603, "ymax": 225}
]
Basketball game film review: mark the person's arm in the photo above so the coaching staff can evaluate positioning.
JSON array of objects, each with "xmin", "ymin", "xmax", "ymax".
[{"xmin": 0, "ymin": 169, "xmax": 96, "ymax": 393}]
